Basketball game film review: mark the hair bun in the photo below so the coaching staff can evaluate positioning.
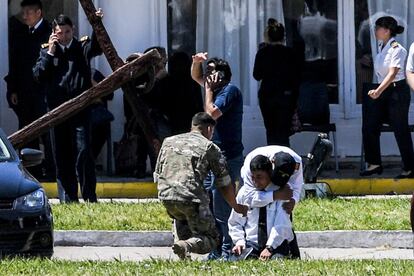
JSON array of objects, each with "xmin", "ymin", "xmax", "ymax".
[
  {"xmin": 267, "ymin": 18, "xmax": 278, "ymax": 27},
  {"xmin": 396, "ymin": 25, "xmax": 404, "ymax": 34}
]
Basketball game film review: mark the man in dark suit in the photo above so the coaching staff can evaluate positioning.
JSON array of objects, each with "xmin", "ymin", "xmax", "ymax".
[
  {"xmin": 33, "ymin": 12, "xmax": 103, "ymax": 202},
  {"xmin": 5, "ymin": 0, "xmax": 54, "ymax": 180}
]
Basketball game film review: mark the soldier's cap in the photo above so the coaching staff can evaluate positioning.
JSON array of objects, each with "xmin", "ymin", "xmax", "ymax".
[{"xmin": 271, "ymin": 152, "xmax": 296, "ymax": 187}]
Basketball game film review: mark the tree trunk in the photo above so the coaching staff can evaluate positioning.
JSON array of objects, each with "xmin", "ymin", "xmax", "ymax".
[
  {"xmin": 78, "ymin": 0, "xmax": 160, "ymax": 154},
  {"xmin": 9, "ymin": 50, "xmax": 160, "ymax": 149}
]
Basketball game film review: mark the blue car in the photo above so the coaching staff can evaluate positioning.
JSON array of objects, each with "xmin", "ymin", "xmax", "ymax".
[{"xmin": 0, "ymin": 129, "xmax": 53, "ymax": 257}]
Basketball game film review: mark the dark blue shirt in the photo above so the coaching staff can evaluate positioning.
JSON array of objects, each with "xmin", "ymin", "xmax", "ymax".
[{"xmin": 213, "ymin": 83, "xmax": 244, "ymax": 159}]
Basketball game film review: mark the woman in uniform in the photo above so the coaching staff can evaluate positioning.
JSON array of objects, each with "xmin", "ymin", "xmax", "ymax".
[
  {"xmin": 253, "ymin": 19, "xmax": 302, "ymax": 147},
  {"xmin": 361, "ymin": 16, "xmax": 414, "ymax": 178}
]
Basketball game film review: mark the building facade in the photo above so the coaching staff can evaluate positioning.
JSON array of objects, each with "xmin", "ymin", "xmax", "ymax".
[{"xmin": 2, "ymin": 0, "xmax": 414, "ymax": 172}]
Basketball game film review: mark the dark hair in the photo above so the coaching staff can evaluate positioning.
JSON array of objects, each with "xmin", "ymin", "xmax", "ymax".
[
  {"xmin": 191, "ymin": 112, "xmax": 216, "ymax": 128},
  {"xmin": 52, "ymin": 14, "xmax": 73, "ymax": 30},
  {"xmin": 265, "ymin": 18, "xmax": 285, "ymax": 42},
  {"xmin": 206, "ymin": 58, "xmax": 232, "ymax": 81},
  {"xmin": 375, "ymin": 16, "xmax": 404, "ymax": 37},
  {"xmin": 250, "ymin": 155, "xmax": 272, "ymax": 175},
  {"xmin": 144, "ymin": 46, "xmax": 167, "ymax": 59},
  {"xmin": 21, "ymin": 0, "xmax": 42, "ymax": 10}
]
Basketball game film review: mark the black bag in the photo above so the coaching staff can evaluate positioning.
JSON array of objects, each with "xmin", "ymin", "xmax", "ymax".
[
  {"xmin": 113, "ymin": 117, "xmax": 139, "ymax": 175},
  {"xmin": 303, "ymin": 133, "xmax": 333, "ymax": 183}
]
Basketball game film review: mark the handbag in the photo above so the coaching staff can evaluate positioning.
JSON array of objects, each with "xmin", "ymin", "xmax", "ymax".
[{"xmin": 113, "ymin": 117, "xmax": 139, "ymax": 175}]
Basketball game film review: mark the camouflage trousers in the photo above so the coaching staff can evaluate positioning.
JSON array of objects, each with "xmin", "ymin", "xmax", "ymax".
[{"xmin": 162, "ymin": 200, "xmax": 219, "ymax": 255}]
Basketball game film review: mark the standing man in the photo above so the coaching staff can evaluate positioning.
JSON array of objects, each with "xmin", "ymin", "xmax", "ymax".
[
  {"xmin": 191, "ymin": 53, "xmax": 244, "ymax": 260},
  {"xmin": 154, "ymin": 112, "xmax": 247, "ymax": 259},
  {"xmin": 33, "ymin": 12, "xmax": 103, "ymax": 202},
  {"xmin": 5, "ymin": 0, "xmax": 54, "ymax": 180}
]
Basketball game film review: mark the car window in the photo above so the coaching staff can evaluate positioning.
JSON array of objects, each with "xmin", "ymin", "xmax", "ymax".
[{"xmin": 0, "ymin": 137, "xmax": 11, "ymax": 161}]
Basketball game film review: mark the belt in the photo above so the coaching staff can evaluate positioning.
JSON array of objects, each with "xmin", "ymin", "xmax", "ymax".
[{"xmin": 391, "ymin": 79, "xmax": 406, "ymax": 88}]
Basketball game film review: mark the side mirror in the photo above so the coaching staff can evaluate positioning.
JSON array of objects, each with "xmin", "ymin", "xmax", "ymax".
[{"xmin": 20, "ymin": 148, "xmax": 44, "ymax": 168}]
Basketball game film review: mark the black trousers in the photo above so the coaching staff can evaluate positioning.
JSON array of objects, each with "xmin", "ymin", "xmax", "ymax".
[
  {"xmin": 259, "ymin": 90, "xmax": 295, "ymax": 147},
  {"xmin": 362, "ymin": 80, "xmax": 414, "ymax": 171},
  {"xmin": 53, "ymin": 116, "xmax": 97, "ymax": 202}
]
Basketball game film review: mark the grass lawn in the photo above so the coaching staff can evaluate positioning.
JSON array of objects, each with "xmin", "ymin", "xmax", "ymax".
[
  {"xmin": 52, "ymin": 198, "xmax": 412, "ymax": 231},
  {"xmin": 1, "ymin": 259, "xmax": 413, "ymax": 275}
]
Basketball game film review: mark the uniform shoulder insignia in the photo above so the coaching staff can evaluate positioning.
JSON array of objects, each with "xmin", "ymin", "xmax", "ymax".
[
  {"xmin": 41, "ymin": 43, "xmax": 49, "ymax": 49},
  {"xmin": 80, "ymin": 35, "xmax": 90, "ymax": 43},
  {"xmin": 391, "ymin": 41, "xmax": 399, "ymax": 48}
]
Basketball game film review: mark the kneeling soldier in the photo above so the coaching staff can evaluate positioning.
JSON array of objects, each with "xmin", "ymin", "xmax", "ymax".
[{"xmin": 154, "ymin": 112, "xmax": 247, "ymax": 259}]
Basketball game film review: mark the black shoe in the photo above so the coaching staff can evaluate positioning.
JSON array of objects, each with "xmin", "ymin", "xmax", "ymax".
[
  {"xmin": 360, "ymin": 166, "xmax": 383, "ymax": 176},
  {"xmin": 395, "ymin": 171, "xmax": 414, "ymax": 179}
]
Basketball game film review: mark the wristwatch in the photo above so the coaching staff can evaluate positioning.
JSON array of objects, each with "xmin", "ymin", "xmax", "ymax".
[{"xmin": 265, "ymin": 245, "xmax": 275, "ymax": 253}]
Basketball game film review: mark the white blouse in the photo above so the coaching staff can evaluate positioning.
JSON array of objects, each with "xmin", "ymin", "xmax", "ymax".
[{"xmin": 374, "ymin": 39, "xmax": 407, "ymax": 83}]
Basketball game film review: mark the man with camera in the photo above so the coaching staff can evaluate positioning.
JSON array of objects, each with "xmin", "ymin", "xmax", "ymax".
[{"xmin": 191, "ymin": 53, "xmax": 244, "ymax": 260}]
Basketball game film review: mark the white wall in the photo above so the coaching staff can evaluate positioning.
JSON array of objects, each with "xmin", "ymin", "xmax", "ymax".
[{"xmin": 0, "ymin": 0, "xmax": 18, "ymax": 135}]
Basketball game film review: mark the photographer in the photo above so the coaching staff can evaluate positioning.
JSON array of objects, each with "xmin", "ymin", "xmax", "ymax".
[{"xmin": 191, "ymin": 53, "xmax": 244, "ymax": 260}]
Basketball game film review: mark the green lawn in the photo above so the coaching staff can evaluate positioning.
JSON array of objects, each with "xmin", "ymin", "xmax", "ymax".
[
  {"xmin": 0, "ymin": 259, "xmax": 413, "ymax": 275},
  {"xmin": 52, "ymin": 198, "xmax": 412, "ymax": 231}
]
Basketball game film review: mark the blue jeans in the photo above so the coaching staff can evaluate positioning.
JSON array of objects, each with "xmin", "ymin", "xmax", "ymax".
[{"xmin": 205, "ymin": 153, "xmax": 243, "ymax": 259}]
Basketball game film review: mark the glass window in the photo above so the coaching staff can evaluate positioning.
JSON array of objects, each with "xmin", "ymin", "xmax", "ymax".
[
  {"xmin": 167, "ymin": 0, "xmax": 197, "ymax": 55},
  {"xmin": 354, "ymin": 0, "xmax": 414, "ymax": 104}
]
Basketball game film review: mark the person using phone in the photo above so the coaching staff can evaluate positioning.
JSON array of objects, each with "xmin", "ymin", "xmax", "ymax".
[
  {"xmin": 33, "ymin": 11, "xmax": 103, "ymax": 202},
  {"xmin": 191, "ymin": 54, "xmax": 244, "ymax": 260}
]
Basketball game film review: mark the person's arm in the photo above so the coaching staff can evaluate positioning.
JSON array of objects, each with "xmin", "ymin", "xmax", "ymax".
[
  {"xmin": 265, "ymin": 202, "xmax": 294, "ymax": 251},
  {"xmin": 191, "ymin": 52, "xmax": 208, "ymax": 86},
  {"xmin": 83, "ymin": 9, "xmax": 104, "ymax": 60},
  {"xmin": 228, "ymin": 208, "xmax": 247, "ymax": 255},
  {"xmin": 205, "ymin": 83, "xmax": 223, "ymax": 120},
  {"xmin": 208, "ymin": 144, "xmax": 247, "ymax": 215},
  {"xmin": 253, "ymin": 49, "xmax": 264, "ymax": 81},
  {"xmin": 406, "ymin": 44, "xmax": 414, "ymax": 90},
  {"xmin": 369, "ymin": 48, "xmax": 406, "ymax": 99},
  {"xmin": 33, "ymin": 49, "xmax": 54, "ymax": 82}
]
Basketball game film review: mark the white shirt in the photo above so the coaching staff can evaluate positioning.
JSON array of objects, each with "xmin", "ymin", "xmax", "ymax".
[
  {"xmin": 240, "ymin": 145, "xmax": 303, "ymax": 204},
  {"xmin": 228, "ymin": 184, "xmax": 294, "ymax": 249},
  {"xmin": 406, "ymin": 42, "xmax": 414, "ymax": 73},
  {"xmin": 374, "ymin": 39, "xmax": 407, "ymax": 83},
  {"xmin": 29, "ymin": 18, "xmax": 43, "ymax": 33}
]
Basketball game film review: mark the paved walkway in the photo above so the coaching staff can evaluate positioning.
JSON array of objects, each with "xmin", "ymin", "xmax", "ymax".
[{"xmin": 52, "ymin": 247, "xmax": 414, "ymax": 261}]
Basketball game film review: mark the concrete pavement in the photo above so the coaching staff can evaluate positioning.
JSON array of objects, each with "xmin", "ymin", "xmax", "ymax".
[{"xmin": 52, "ymin": 246, "xmax": 414, "ymax": 261}]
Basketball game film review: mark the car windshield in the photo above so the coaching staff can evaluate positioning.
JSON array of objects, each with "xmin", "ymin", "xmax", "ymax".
[{"xmin": 0, "ymin": 136, "xmax": 11, "ymax": 161}]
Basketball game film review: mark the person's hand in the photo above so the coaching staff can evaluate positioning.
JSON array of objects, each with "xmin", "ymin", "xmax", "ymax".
[
  {"xmin": 259, "ymin": 248, "xmax": 272, "ymax": 261},
  {"xmin": 274, "ymin": 185, "xmax": 293, "ymax": 201},
  {"xmin": 10, "ymin": 93, "xmax": 18, "ymax": 105},
  {"xmin": 232, "ymin": 245, "xmax": 244, "ymax": 256},
  {"xmin": 283, "ymin": 198, "xmax": 296, "ymax": 214},
  {"xmin": 95, "ymin": 8, "xmax": 104, "ymax": 19},
  {"xmin": 368, "ymin": 89, "xmax": 381, "ymax": 99},
  {"xmin": 48, "ymin": 33, "xmax": 59, "ymax": 55},
  {"xmin": 192, "ymin": 52, "xmax": 208, "ymax": 63},
  {"xmin": 233, "ymin": 204, "xmax": 248, "ymax": 217}
]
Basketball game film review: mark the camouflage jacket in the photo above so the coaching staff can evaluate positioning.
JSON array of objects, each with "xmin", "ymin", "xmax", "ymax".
[{"xmin": 154, "ymin": 131, "xmax": 231, "ymax": 204}]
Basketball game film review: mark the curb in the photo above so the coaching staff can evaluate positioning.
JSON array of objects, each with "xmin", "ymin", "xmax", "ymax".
[
  {"xmin": 42, "ymin": 179, "xmax": 414, "ymax": 198},
  {"xmin": 54, "ymin": 230, "xmax": 414, "ymax": 249}
]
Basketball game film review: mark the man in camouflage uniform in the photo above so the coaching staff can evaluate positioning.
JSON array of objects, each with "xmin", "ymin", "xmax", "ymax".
[{"xmin": 154, "ymin": 112, "xmax": 247, "ymax": 259}]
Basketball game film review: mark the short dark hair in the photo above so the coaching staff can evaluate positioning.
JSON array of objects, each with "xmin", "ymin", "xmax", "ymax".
[
  {"xmin": 52, "ymin": 14, "xmax": 73, "ymax": 30},
  {"xmin": 250, "ymin": 155, "xmax": 272, "ymax": 175},
  {"xmin": 375, "ymin": 16, "xmax": 404, "ymax": 37},
  {"xmin": 191, "ymin": 112, "xmax": 216, "ymax": 128},
  {"xmin": 144, "ymin": 46, "xmax": 167, "ymax": 59},
  {"xmin": 21, "ymin": 0, "xmax": 42, "ymax": 10},
  {"xmin": 206, "ymin": 58, "xmax": 232, "ymax": 81},
  {"xmin": 265, "ymin": 18, "xmax": 284, "ymax": 42}
]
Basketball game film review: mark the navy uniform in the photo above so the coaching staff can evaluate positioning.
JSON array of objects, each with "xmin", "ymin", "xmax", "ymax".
[
  {"xmin": 5, "ymin": 17, "xmax": 54, "ymax": 179},
  {"xmin": 33, "ymin": 34, "xmax": 102, "ymax": 202},
  {"xmin": 362, "ymin": 39, "xmax": 414, "ymax": 174}
]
